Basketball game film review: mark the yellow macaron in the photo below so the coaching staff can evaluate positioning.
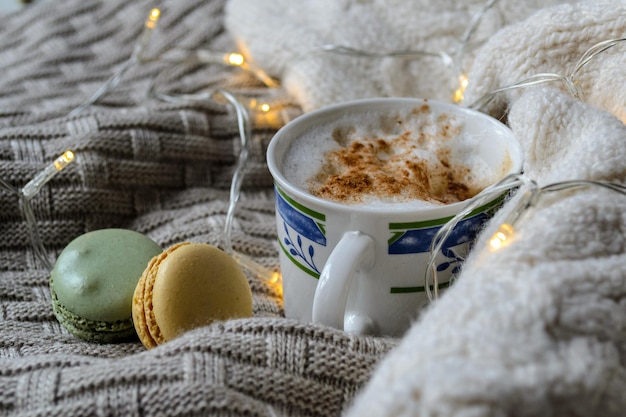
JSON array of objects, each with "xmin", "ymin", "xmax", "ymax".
[{"xmin": 132, "ymin": 242, "xmax": 253, "ymax": 349}]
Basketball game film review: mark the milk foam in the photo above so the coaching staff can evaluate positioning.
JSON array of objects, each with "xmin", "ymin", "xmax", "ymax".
[{"xmin": 281, "ymin": 104, "xmax": 506, "ymax": 208}]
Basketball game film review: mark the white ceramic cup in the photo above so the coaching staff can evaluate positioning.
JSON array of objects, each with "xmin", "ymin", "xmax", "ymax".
[{"xmin": 267, "ymin": 98, "xmax": 522, "ymax": 337}]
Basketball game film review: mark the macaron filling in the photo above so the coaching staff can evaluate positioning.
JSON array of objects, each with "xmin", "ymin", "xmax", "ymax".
[
  {"xmin": 50, "ymin": 286, "xmax": 136, "ymax": 342},
  {"xmin": 50, "ymin": 228, "xmax": 162, "ymax": 343}
]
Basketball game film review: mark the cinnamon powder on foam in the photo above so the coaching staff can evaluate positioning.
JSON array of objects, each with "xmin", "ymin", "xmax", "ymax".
[{"xmin": 309, "ymin": 106, "xmax": 483, "ymax": 206}]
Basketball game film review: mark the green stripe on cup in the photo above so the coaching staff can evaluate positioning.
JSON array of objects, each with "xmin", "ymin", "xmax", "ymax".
[
  {"xmin": 389, "ymin": 194, "xmax": 505, "ymax": 230},
  {"xmin": 390, "ymin": 280, "xmax": 451, "ymax": 294},
  {"xmin": 388, "ymin": 231, "xmax": 405, "ymax": 246}
]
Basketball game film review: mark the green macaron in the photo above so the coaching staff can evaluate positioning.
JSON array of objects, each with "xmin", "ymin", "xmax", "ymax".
[{"xmin": 50, "ymin": 228, "xmax": 162, "ymax": 343}]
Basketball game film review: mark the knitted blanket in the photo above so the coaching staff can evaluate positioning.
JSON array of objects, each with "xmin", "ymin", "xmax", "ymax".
[{"xmin": 2, "ymin": 0, "xmax": 626, "ymax": 416}]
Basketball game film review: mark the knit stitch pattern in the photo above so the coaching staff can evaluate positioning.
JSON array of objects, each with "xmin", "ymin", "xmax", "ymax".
[{"xmin": 2, "ymin": 0, "xmax": 626, "ymax": 416}]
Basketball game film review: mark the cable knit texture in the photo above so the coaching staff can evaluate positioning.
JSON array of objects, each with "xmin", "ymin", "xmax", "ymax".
[
  {"xmin": 464, "ymin": 1, "xmax": 626, "ymax": 120},
  {"xmin": 1, "ymin": 0, "xmax": 625, "ymax": 416}
]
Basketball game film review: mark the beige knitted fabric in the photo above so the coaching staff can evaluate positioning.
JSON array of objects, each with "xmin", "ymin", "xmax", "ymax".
[
  {"xmin": 0, "ymin": 1, "xmax": 395, "ymax": 416},
  {"xmin": 2, "ymin": 318, "xmax": 396, "ymax": 416},
  {"xmin": 3, "ymin": 0, "xmax": 626, "ymax": 416}
]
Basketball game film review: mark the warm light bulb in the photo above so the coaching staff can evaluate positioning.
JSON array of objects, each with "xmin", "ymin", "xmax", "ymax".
[
  {"xmin": 226, "ymin": 52, "xmax": 245, "ymax": 66},
  {"xmin": 268, "ymin": 271, "xmax": 281, "ymax": 285},
  {"xmin": 144, "ymin": 8, "xmax": 160, "ymax": 29},
  {"xmin": 268, "ymin": 271, "xmax": 283, "ymax": 297},
  {"xmin": 22, "ymin": 150, "xmax": 76, "ymax": 199},
  {"xmin": 231, "ymin": 252, "xmax": 282, "ymax": 296},
  {"xmin": 488, "ymin": 223, "xmax": 514, "ymax": 251},
  {"xmin": 248, "ymin": 99, "xmax": 285, "ymax": 129},
  {"xmin": 453, "ymin": 73, "xmax": 469, "ymax": 103},
  {"xmin": 53, "ymin": 150, "xmax": 74, "ymax": 170}
]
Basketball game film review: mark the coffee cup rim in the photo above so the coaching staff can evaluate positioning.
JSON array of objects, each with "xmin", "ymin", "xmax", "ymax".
[{"xmin": 267, "ymin": 97, "xmax": 523, "ymax": 215}]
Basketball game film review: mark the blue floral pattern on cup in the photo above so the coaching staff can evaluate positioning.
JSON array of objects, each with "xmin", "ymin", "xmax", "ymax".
[
  {"xmin": 282, "ymin": 222, "xmax": 321, "ymax": 274},
  {"xmin": 275, "ymin": 186, "xmax": 326, "ymax": 278},
  {"xmin": 387, "ymin": 213, "xmax": 488, "ymax": 255},
  {"xmin": 387, "ymin": 196, "xmax": 504, "ymax": 293},
  {"xmin": 436, "ymin": 247, "xmax": 465, "ymax": 276}
]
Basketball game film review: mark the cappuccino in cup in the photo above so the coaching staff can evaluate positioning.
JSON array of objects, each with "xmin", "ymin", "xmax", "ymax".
[
  {"xmin": 267, "ymin": 98, "xmax": 522, "ymax": 337},
  {"xmin": 282, "ymin": 102, "xmax": 511, "ymax": 209}
]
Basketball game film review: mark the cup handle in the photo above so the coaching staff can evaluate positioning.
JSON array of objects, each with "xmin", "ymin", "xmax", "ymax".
[{"xmin": 312, "ymin": 231, "xmax": 375, "ymax": 332}]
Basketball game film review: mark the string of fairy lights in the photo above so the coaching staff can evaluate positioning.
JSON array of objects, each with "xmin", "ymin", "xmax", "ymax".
[
  {"xmin": 1, "ymin": 2, "xmax": 624, "ymax": 304},
  {"xmin": 424, "ymin": 175, "xmax": 626, "ymax": 301},
  {"xmin": 0, "ymin": 151, "xmax": 75, "ymax": 271}
]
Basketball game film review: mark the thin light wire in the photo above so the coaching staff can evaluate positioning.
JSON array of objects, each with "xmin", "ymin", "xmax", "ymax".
[
  {"xmin": 425, "ymin": 173, "xmax": 536, "ymax": 301},
  {"xmin": 426, "ymin": 176, "xmax": 626, "ymax": 301},
  {"xmin": 570, "ymin": 37, "xmax": 626, "ymax": 79},
  {"xmin": 67, "ymin": 1, "xmax": 506, "ymax": 113},
  {"xmin": 468, "ymin": 73, "xmax": 576, "ymax": 110},
  {"xmin": 1, "ymin": 183, "xmax": 55, "ymax": 271},
  {"xmin": 208, "ymin": 90, "xmax": 280, "ymax": 286},
  {"xmin": 68, "ymin": 59, "xmax": 137, "ymax": 117},
  {"xmin": 67, "ymin": 9, "xmax": 280, "ymax": 269},
  {"xmin": 68, "ymin": 8, "xmax": 161, "ymax": 117},
  {"xmin": 68, "ymin": 8, "xmax": 277, "ymax": 116},
  {"xmin": 1, "ymin": 189, "xmax": 51, "ymax": 270},
  {"xmin": 1, "ymin": 149, "xmax": 76, "ymax": 270},
  {"xmin": 213, "ymin": 90, "xmax": 280, "ymax": 284},
  {"xmin": 144, "ymin": 49, "xmax": 250, "ymax": 103},
  {"xmin": 0, "ymin": 178, "xmax": 18, "ymax": 194},
  {"xmin": 214, "ymin": 89, "xmax": 252, "ymax": 256},
  {"xmin": 468, "ymin": 37, "xmax": 626, "ymax": 110},
  {"xmin": 542, "ymin": 180, "xmax": 626, "ymax": 195},
  {"xmin": 455, "ymin": 0, "xmax": 500, "ymax": 74},
  {"xmin": 21, "ymin": 195, "xmax": 53, "ymax": 270},
  {"xmin": 315, "ymin": 44, "xmax": 453, "ymax": 65},
  {"xmin": 316, "ymin": 0, "xmax": 500, "ymax": 80}
]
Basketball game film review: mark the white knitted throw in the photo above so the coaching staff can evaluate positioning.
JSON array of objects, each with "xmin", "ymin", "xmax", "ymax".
[
  {"xmin": 226, "ymin": 0, "xmax": 575, "ymax": 112},
  {"xmin": 226, "ymin": 0, "xmax": 626, "ymax": 416}
]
